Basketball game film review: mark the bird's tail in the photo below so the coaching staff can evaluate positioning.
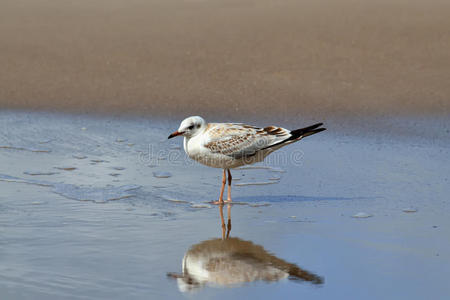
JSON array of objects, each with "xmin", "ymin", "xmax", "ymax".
[
  {"xmin": 289, "ymin": 123, "xmax": 326, "ymax": 140},
  {"xmin": 288, "ymin": 265, "xmax": 324, "ymax": 284},
  {"xmin": 260, "ymin": 122, "xmax": 326, "ymax": 151}
]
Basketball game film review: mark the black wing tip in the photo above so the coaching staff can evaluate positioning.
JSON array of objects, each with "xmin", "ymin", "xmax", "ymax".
[
  {"xmin": 297, "ymin": 127, "xmax": 326, "ymax": 139},
  {"xmin": 290, "ymin": 123, "xmax": 326, "ymax": 140},
  {"xmin": 313, "ymin": 127, "xmax": 327, "ymax": 133},
  {"xmin": 259, "ymin": 122, "xmax": 326, "ymax": 151}
]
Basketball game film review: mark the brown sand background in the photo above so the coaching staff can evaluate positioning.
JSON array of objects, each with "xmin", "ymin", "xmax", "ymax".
[{"xmin": 1, "ymin": 0, "xmax": 449, "ymax": 119}]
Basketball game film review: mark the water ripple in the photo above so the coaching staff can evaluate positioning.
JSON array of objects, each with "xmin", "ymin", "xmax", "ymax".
[{"xmin": 0, "ymin": 174, "xmax": 140, "ymax": 203}]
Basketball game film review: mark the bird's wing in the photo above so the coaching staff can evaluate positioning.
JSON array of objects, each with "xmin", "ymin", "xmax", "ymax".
[{"xmin": 203, "ymin": 123, "xmax": 291, "ymax": 159}]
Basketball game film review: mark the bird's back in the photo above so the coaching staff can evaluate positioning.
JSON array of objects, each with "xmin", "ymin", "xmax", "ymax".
[{"xmin": 185, "ymin": 122, "xmax": 325, "ymax": 169}]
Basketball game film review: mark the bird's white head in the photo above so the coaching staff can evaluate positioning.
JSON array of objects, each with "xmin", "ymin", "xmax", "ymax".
[{"xmin": 168, "ymin": 116, "xmax": 206, "ymax": 139}]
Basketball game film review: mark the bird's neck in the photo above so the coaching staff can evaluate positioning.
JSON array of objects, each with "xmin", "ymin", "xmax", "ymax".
[{"xmin": 183, "ymin": 136, "xmax": 189, "ymax": 154}]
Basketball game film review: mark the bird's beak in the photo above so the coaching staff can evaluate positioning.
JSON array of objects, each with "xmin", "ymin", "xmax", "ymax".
[{"xmin": 168, "ymin": 130, "xmax": 183, "ymax": 139}]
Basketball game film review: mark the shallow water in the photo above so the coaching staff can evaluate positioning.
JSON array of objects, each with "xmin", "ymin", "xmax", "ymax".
[{"xmin": 1, "ymin": 111, "xmax": 449, "ymax": 299}]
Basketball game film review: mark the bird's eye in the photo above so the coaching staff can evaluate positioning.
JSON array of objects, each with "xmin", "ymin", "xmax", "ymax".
[{"xmin": 188, "ymin": 125, "xmax": 194, "ymax": 130}]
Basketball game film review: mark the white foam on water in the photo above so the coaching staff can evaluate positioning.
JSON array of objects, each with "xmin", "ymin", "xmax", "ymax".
[
  {"xmin": 0, "ymin": 145, "xmax": 51, "ymax": 153},
  {"xmin": 235, "ymin": 181, "xmax": 279, "ymax": 186},
  {"xmin": 52, "ymin": 183, "xmax": 140, "ymax": 203},
  {"xmin": 403, "ymin": 208, "xmax": 418, "ymax": 213},
  {"xmin": 0, "ymin": 174, "xmax": 140, "ymax": 203},
  {"xmin": 24, "ymin": 171, "xmax": 59, "ymax": 176},
  {"xmin": 268, "ymin": 167, "xmax": 286, "ymax": 173},
  {"xmin": 352, "ymin": 212, "xmax": 372, "ymax": 218},
  {"xmin": 235, "ymin": 166, "xmax": 273, "ymax": 170},
  {"xmin": 90, "ymin": 159, "xmax": 109, "ymax": 163},
  {"xmin": 190, "ymin": 203, "xmax": 212, "ymax": 209},
  {"xmin": 54, "ymin": 167, "xmax": 77, "ymax": 171},
  {"xmin": 160, "ymin": 196, "xmax": 190, "ymax": 204},
  {"xmin": 153, "ymin": 171, "xmax": 172, "ymax": 178},
  {"xmin": 249, "ymin": 203, "xmax": 271, "ymax": 207}
]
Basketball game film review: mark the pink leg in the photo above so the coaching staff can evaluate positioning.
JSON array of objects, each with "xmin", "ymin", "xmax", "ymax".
[
  {"xmin": 226, "ymin": 203, "xmax": 232, "ymax": 238},
  {"xmin": 225, "ymin": 169, "xmax": 232, "ymax": 203},
  {"xmin": 219, "ymin": 204, "xmax": 226, "ymax": 240},
  {"xmin": 212, "ymin": 169, "xmax": 226, "ymax": 205}
]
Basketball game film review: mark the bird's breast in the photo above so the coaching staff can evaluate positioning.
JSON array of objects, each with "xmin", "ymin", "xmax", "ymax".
[
  {"xmin": 184, "ymin": 136, "xmax": 203, "ymax": 160},
  {"xmin": 184, "ymin": 135, "xmax": 231, "ymax": 168}
]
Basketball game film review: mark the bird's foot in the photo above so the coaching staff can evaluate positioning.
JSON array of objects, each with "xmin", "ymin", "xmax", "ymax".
[
  {"xmin": 211, "ymin": 200, "xmax": 225, "ymax": 205},
  {"xmin": 224, "ymin": 199, "xmax": 232, "ymax": 204}
]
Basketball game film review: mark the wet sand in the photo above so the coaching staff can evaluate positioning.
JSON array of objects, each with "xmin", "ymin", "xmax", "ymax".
[
  {"xmin": 1, "ymin": 0, "xmax": 450, "ymax": 118},
  {"xmin": 1, "ymin": 111, "xmax": 449, "ymax": 299}
]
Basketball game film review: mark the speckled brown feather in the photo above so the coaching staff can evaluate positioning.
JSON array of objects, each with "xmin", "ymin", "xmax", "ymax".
[{"xmin": 203, "ymin": 123, "xmax": 291, "ymax": 158}]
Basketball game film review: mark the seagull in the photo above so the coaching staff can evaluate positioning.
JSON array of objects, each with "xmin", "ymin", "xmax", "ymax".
[
  {"xmin": 168, "ymin": 236, "xmax": 323, "ymax": 291},
  {"xmin": 168, "ymin": 116, "xmax": 325, "ymax": 204},
  {"xmin": 167, "ymin": 205, "xmax": 323, "ymax": 291}
]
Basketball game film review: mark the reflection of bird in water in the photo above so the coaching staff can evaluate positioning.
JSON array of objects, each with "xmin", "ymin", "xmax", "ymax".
[
  {"xmin": 168, "ymin": 205, "xmax": 323, "ymax": 292},
  {"xmin": 168, "ymin": 116, "xmax": 325, "ymax": 204}
]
